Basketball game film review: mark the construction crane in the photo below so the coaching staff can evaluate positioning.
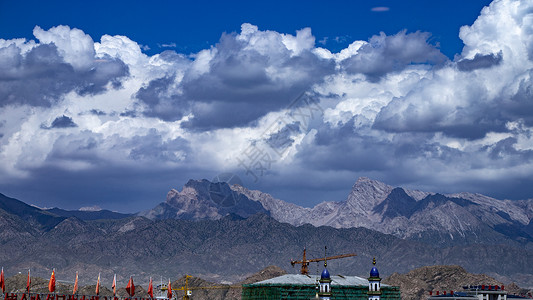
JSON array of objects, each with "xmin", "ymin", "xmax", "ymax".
[
  {"xmin": 290, "ymin": 248, "xmax": 357, "ymax": 275},
  {"xmin": 162, "ymin": 275, "xmax": 242, "ymax": 300},
  {"xmin": 161, "ymin": 275, "xmax": 194, "ymax": 300}
]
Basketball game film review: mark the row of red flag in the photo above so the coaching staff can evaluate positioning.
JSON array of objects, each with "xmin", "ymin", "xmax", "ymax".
[{"xmin": 0, "ymin": 268, "xmax": 173, "ymax": 298}]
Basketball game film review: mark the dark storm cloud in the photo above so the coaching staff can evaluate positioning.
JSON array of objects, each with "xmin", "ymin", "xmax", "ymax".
[
  {"xmin": 45, "ymin": 131, "xmax": 100, "ymax": 164},
  {"xmin": 0, "ymin": 164, "xmax": 206, "ymax": 213},
  {"xmin": 292, "ymin": 117, "xmax": 533, "ymax": 200},
  {"xmin": 292, "ymin": 117, "xmax": 465, "ymax": 193},
  {"xmin": 299, "ymin": 119, "xmax": 392, "ymax": 172},
  {"xmin": 136, "ymin": 31, "xmax": 336, "ymax": 130},
  {"xmin": 503, "ymin": 70, "xmax": 533, "ymax": 126},
  {"xmin": 373, "ymin": 98, "xmax": 508, "ymax": 140},
  {"xmin": 47, "ymin": 115, "xmax": 78, "ymax": 129},
  {"xmin": 135, "ymin": 74, "xmax": 189, "ymax": 121},
  {"xmin": 134, "ymin": 51, "xmax": 192, "ymax": 121},
  {"xmin": 43, "ymin": 128, "xmax": 190, "ymax": 170},
  {"xmin": 341, "ymin": 30, "xmax": 448, "ymax": 81},
  {"xmin": 127, "ymin": 129, "xmax": 190, "ymax": 162},
  {"xmin": 373, "ymin": 65, "xmax": 533, "ymax": 140},
  {"xmin": 1, "ymin": 128, "xmax": 199, "ymax": 212},
  {"xmin": 0, "ymin": 43, "xmax": 129, "ymax": 107},
  {"xmin": 89, "ymin": 109, "xmax": 106, "ymax": 116},
  {"xmin": 457, "ymin": 51, "xmax": 503, "ymax": 71},
  {"xmin": 119, "ymin": 110, "xmax": 138, "ymax": 117},
  {"xmin": 485, "ymin": 137, "xmax": 533, "ymax": 161},
  {"xmin": 265, "ymin": 122, "xmax": 300, "ymax": 152}
]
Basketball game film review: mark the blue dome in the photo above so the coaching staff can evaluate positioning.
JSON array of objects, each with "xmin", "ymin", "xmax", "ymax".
[
  {"xmin": 321, "ymin": 268, "xmax": 330, "ymax": 279},
  {"xmin": 370, "ymin": 267, "xmax": 379, "ymax": 278}
]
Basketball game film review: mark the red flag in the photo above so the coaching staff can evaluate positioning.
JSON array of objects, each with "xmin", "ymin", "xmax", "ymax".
[
  {"xmin": 1, "ymin": 267, "xmax": 5, "ymax": 293},
  {"xmin": 147, "ymin": 277, "xmax": 154, "ymax": 298},
  {"xmin": 112, "ymin": 274, "xmax": 116, "ymax": 296},
  {"xmin": 73, "ymin": 272, "xmax": 78, "ymax": 295},
  {"xmin": 48, "ymin": 269, "xmax": 56, "ymax": 293},
  {"xmin": 166, "ymin": 279, "xmax": 172, "ymax": 299},
  {"xmin": 26, "ymin": 269, "xmax": 31, "ymax": 293},
  {"xmin": 125, "ymin": 276, "xmax": 135, "ymax": 297},
  {"xmin": 95, "ymin": 273, "xmax": 100, "ymax": 296}
]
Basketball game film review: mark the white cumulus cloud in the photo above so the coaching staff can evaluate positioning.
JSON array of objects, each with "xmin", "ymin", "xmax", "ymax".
[{"xmin": 1, "ymin": 0, "xmax": 533, "ymax": 211}]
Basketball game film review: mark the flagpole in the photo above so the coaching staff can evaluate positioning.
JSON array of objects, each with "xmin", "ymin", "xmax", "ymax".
[
  {"xmin": 112, "ymin": 274, "xmax": 116, "ymax": 298},
  {"xmin": 73, "ymin": 271, "xmax": 78, "ymax": 295},
  {"xmin": 96, "ymin": 272, "xmax": 101, "ymax": 300},
  {"xmin": 47, "ymin": 268, "xmax": 56, "ymax": 297},
  {"xmin": 27, "ymin": 269, "xmax": 31, "ymax": 298},
  {"xmin": 1, "ymin": 267, "xmax": 5, "ymax": 298}
]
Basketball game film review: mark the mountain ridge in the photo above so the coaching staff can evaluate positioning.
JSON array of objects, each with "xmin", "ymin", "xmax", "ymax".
[
  {"xmin": 141, "ymin": 177, "xmax": 533, "ymax": 246},
  {"xmin": 1, "ymin": 193, "xmax": 533, "ymax": 287},
  {"xmin": 245, "ymin": 177, "xmax": 533, "ymax": 245},
  {"xmin": 2, "ymin": 177, "xmax": 533, "ymax": 288}
]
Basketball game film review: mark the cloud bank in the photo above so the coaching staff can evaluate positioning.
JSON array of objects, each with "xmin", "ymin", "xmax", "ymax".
[{"xmin": 1, "ymin": 0, "xmax": 533, "ymax": 211}]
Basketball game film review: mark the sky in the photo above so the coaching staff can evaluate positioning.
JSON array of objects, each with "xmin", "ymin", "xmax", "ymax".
[{"xmin": 1, "ymin": 0, "xmax": 532, "ymax": 213}]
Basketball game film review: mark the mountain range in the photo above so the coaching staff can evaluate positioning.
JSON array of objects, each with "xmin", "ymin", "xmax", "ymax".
[
  {"xmin": 1, "ymin": 177, "xmax": 533, "ymax": 289},
  {"xmin": 140, "ymin": 177, "xmax": 533, "ymax": 246}
]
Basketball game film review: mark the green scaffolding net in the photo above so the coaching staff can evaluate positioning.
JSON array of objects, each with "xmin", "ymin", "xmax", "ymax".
[{"xmin": 242, "ymin": 284, "xmax": 401, "ymax": 300}]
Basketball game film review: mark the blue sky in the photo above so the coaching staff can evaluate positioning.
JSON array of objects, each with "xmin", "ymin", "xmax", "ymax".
[
  {"xmin": 1, "ymin": 0, "xmax": 532, "ymax": 213},
  {"xmin": 0, "ymin": 0, "xmax": 491, "ymax": 57}
]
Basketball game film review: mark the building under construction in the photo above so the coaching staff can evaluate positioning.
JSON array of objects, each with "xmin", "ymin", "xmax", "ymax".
[
  {"xmin": 241, "ymin": 274, "xmax": 400, "ymax": 300},
  {"xmin": 242, "ymin": 256, "xmax": 401, "ymax": 300}
]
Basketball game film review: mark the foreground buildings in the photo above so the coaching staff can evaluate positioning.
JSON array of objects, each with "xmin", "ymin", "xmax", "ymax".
[{"xmin": 242, "ymin": 259, "xmax": 400, "ymax": 300}]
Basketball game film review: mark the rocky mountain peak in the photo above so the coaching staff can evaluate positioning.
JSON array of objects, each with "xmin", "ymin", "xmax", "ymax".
[
  {"xmin": 230, "ymin": 184, "xmax": 310, "ymax": 226},
  {"xmin": 347, "ymin": 177, "xmax": 394, "ymax": 212},
  {"xmin": 140, "ymin": 179, "xmax": 269, "ymax": 220},
  {"xmin": 374, "ymin": 187, "xmax": 417, "ymax": 219},
  {"xmin": 353, "ymin": 177, "xmax": 391, "ymax": 190}
]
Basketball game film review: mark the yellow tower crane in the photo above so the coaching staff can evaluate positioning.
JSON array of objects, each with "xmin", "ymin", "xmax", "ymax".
[
  {"xmin": 162, "ymin": 275, "xmax": 242, "ymax": 300},
  {"xmin": 290, "ymin": 248, "xmax": 357, "ymax": 275}
]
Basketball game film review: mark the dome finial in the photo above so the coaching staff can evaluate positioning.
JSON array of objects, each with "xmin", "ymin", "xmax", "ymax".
[
  {"xmin": 370, "ymin": 258, "xmax": 380, "ymax": 278},
  {"xmin": 324, "ymin": 246, "xmax": 327, "ymax": 268}
]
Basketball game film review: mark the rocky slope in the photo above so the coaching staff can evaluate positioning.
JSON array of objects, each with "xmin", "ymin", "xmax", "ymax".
[
  {"xmin": 0, "ymin": 192, "xmax": 66, "ymax": 233},
  {"xmin": 166, "ymin": 265, "xmax": 287, "ymax": 300},
  {"xmin": 44, "ymin": 207, "xmax": 132, "ymax": 220},
  {"xmin": 234, "ymin": 177, "xmax": 533, "ymax": 246},
  {"xmin": 384, "ymin": 265, "xmax": 533, "ymax": 300}
]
